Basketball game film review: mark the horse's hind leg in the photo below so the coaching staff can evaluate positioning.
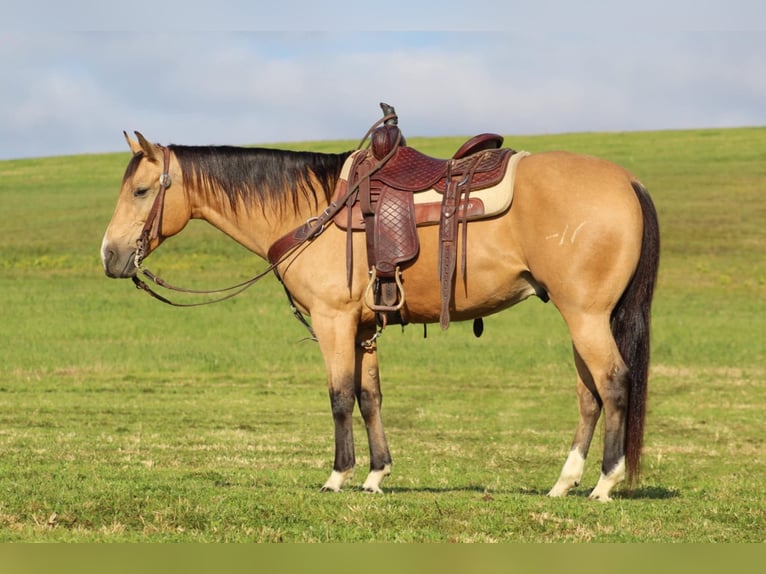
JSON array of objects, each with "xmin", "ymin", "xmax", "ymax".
[
  {"xmin": 548, "ymin": 351, "xmax": 602, "ymax": 497},
  {"xmin": 556, "ymin": 313, "xmax": 629, "ymax": 501},
  {"xmin": 355, "ymin": 329, "xmax": 392, "ymax": 493}
]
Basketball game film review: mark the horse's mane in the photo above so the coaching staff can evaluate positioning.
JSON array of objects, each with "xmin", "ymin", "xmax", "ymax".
[{"xmin": 169, "ymin": 145, "xmax": 353, "ymax": 215}]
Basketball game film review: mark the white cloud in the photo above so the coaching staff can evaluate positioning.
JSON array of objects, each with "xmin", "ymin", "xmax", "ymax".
[{"xmin": 1, "ymin": 30, "xmax": 765, "ymax": 159}]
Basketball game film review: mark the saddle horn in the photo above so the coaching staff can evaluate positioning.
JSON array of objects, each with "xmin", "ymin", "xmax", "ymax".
[{"xmin": 379, "ymin": 102, "xmax": 398, "ymax": 125}]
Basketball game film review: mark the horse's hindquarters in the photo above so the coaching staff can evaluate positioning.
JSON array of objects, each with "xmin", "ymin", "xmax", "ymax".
[{"xmin": 510, "ymin": 152, "xmax": 644, "ymax": 316}]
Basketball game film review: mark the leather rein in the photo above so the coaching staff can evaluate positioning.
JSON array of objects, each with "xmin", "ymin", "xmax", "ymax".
[{"xmin": 130, "ymin": 110, "xmax": 399, "ymax": 313}]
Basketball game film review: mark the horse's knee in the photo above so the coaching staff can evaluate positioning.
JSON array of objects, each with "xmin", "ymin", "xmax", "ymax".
[
  {"xmin": 330, "ymin": 388, "xmax": 355, "ymax": 418},
  {"xmin": 357, "ymin": 388, "xmax": 382, "ymax": 419},
  {"xmin": 357, "ymin": 356, "xmax": 383, "ymax": 420}
]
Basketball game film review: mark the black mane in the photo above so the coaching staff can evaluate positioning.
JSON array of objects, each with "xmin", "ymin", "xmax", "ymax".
[{"xmin": 169, "ymin": 145, "xmax": 353, "ymax": 215}]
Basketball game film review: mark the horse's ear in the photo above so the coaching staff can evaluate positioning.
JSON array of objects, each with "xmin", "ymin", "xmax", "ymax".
[
  {"xmin": 124, "ymin": 131, "xmax": 143, "ymax": 155},
  {"xmin": 133, "ymin": 131, "xmax": 161, "ymax": 162}
]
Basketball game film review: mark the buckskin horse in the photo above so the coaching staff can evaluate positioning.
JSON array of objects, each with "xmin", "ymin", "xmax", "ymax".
[{"xmin": 101, "ymin": 106, "xmax": 659, "ymax": 501}]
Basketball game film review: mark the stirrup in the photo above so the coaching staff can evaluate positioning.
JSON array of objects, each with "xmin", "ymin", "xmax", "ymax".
[{"xmin": 364, "ymin": 266, "xmax": 405, "ymax": 313}]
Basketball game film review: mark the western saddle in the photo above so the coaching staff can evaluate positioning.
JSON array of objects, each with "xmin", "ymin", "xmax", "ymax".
[{"xmin": 268, "ymin": 103, "xmax": 517, "ymax": 332}]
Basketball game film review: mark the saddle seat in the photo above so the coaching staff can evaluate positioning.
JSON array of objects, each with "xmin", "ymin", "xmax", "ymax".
[{"xmin": 368, "ymin": 131, "xmax": 508, "ymax": 193}]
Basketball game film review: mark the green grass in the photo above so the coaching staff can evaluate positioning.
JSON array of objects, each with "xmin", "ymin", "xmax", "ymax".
[{"xmin": 0, "ymin": 127, "xmax": 764, "ymax": 541}]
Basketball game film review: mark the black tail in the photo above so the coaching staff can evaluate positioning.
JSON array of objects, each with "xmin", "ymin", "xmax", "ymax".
[{"xmin": 610, "ymin": 181, "xmax": 660, "ymax": 486}]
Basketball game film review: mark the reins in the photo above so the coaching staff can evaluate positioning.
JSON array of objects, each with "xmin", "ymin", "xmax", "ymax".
[{"xmin": 130, "ymin": 106, "xmax": 400, "ymax": 312}]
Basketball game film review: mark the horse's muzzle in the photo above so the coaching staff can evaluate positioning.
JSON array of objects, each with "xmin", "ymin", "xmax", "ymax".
[{"xmin": 101, "ymin": 245, "xmax": 137, "ymax": 279}]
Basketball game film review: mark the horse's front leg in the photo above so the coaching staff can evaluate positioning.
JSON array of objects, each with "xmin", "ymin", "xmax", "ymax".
[
  {"xmin": 313, "ymin": 313, "xmax": 359, "ymax": 492},
  {"xmin": 356, "ymin": 328, "xmax": 392, "ymax": 493}
]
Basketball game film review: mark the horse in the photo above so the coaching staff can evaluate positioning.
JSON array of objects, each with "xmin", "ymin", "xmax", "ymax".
[{"xmin": 101, "ymin": 125, "xmax": 659, "ymax": 501}]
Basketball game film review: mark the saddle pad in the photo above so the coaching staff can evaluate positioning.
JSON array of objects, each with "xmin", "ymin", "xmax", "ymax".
[{"xmin": 333, "ymin": 150, "xmax": 530, "ymax": 231}]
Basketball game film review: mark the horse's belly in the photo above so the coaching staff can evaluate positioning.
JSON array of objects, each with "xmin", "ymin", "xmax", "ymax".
[{"xmin": 398, "ymin": 221, "xmax": 535, "ymax": 324}]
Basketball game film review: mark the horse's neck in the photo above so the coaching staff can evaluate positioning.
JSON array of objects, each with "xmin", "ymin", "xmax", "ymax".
[{"xmin": 188, "ymin": 175, "xmax": 328, "ymax": 261}]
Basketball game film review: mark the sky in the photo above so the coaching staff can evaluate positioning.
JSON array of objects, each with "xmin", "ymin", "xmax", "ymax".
[{"xmin": 1, "ymin": 1, "xmax": 766, "ymax": 160}]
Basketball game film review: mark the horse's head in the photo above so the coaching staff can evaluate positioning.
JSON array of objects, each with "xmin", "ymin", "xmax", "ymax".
[{"xmin": 101, "ymin": 132, "xmax": 191, "ymax": 278}]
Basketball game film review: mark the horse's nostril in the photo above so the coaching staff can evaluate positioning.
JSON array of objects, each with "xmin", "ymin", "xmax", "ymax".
[{"xmin": 101, "ymin": 249, "xmax": 120, "ymax": 277}]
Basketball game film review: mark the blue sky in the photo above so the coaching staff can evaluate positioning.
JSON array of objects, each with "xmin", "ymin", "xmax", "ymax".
[{"xmin": 1, "ymin": 1, "xmax": 765, "ymax": 159}]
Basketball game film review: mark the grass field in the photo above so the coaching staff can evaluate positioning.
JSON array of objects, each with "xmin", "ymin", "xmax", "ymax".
[{"xmin": 0, "ymin": 127, "xmax": 764, "ymax": 542}]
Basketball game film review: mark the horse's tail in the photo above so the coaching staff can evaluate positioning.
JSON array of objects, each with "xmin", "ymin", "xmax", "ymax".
[{"xmin": 611, "ymin": 180, "xmax": 660, "ymax": 486}]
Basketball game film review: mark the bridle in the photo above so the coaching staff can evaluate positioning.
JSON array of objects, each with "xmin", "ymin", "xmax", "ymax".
[
  {"xmin": 133, "ymin": 144, "xmax": 172, "ymax": 271},
  {"xmin": 130, "ymin": 143, "xmax": 284, "ymax": 308}
]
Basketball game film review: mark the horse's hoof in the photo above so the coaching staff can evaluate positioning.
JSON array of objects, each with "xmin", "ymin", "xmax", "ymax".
[
  {"xmin": 588, "ymin": 492, "xmax": 612, "ymax": 502},
  {"xmin": 548, "ymin": 479, "xmax": 578, "ymax": 497},
  {"xmin": 321, "ymin": 469, "xmax": 353, "ymax": 492},
  {"xmin": 360, "ymin": 465, "xmax": 391, "ymax": 494},
  {"xmin": 362, "ymin": 485, "xmax": 384, "ymax": 494}
]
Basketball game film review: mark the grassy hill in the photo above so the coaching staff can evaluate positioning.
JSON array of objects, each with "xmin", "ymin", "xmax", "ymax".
[{"xmin": 0, "ymin": 127, "xmax": 763, "ymax": 541}]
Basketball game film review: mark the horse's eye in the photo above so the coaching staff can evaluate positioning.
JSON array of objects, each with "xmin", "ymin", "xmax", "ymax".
[{"xmin": 134, "ymin": 187, "xmax": 149, "ymax": 198}]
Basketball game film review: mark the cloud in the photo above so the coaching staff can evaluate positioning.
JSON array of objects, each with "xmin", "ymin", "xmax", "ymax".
[{"xmin": 1, "ymin": 30, "xmax": 765, "ymax": 159}]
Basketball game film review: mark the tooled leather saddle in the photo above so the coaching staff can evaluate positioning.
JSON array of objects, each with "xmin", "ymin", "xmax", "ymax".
[{"xmin": 336, "ymin": 107, "xmax": 515, "ymax": 329}]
